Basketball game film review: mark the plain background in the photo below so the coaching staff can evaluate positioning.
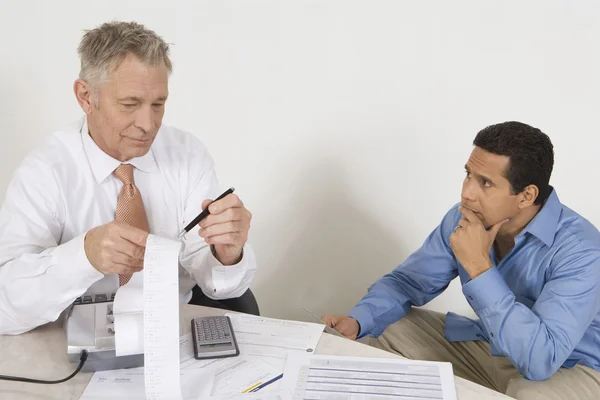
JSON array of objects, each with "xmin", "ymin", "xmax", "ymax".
[{"xmin": 1, "ymin": 0, "xmax": 599, "ymax": 322}]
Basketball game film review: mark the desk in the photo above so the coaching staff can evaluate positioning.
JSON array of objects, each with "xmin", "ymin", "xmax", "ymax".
[{"xmin": 0, "ymin": 305, "xmax": 512, "ymax": 400}]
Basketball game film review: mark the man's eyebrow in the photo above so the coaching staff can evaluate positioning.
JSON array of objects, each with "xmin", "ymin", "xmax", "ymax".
[
  {"xmin": 465, "ymin": 165, "xmax": 494, "ymax": 184},
  {"xmin": 118, "ymin": 96, "xmax": 142, "ymax": 102}
]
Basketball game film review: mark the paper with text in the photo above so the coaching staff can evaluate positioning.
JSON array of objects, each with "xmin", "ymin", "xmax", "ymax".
[
  {"xmin": 284, "ymin": 353, "xmax": 457, "ymax": 400},
  {"xmin": 82, "ymin": 331, "xmax": 283, "ymax": 399},
  {"xmin": 143, "ymin": 235, "xmax": 183, "ymax": 400},
  {"xmin": 211, "ymin": 391, "xmax": 293, "ymax": 400},
  {"xmin": 224, "ymin": 313, "xmax": 324, "ymax": 353},
  {"xmin": 80, "ymin": 367, "xmax": 214, "ymax": 400},
  {"xmin": 113, "ymin": 271, "xmax": 144, "ymax": 356},
  {"xmin": 223, "ymin": 313, "xmax": 325, "ymax": 391}
]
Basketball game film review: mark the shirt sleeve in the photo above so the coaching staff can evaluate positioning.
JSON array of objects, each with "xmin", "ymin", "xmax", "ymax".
[
  {"xmin": 177, "ymin": 147, "xmax": 256, "ymax": 300},
  {"xmin": 462, "ymin": 239, "xmax": 600, "ymax": 380},
  {"xmin": 348, "ymin": 207, "xmax": 460, "ymax": 338},
  {"xmin": 0, "ymin": 162, "xmax": 104, "ymax": 335}
]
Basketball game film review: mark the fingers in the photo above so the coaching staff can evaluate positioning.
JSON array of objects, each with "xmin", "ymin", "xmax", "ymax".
[
  {"xmin": 336, "ymin": 318, "xmax": 359, "ymax": 339},
  {"xmin": 200, "ymin": 194, "xmax": 244, "ymax": 218},
  {"xmin": 111, "ymin": 252, "xmax": 144, "ymax": 268},
  {"xmin": 458, "ymin": 206, "xmax": 480, "ymax": 224},
  {"xmin": 200, "ymin": 220, "xmax": 249, "ymax": 241},
  {"xmin": 114, "ymin": 222, "xmax": 149, "ymax": 247},
  {"xmin": 321, "ymin": 315, "xmax": 338, "ymax": 328},
  {"xmin": 204, "ymin": 232, "xmax": 247, "ymax": 246},
  {"xmin": 199, "ymin": 208, "xmax": 249, "ymax": 229},
  {"xmin": 196, "ymin": 194, "xmax": 252, "ymax": 255},
  {"xmin": 207, "ymin": 194, "xmax": 243, "ymax": 214},
  {"xmin": 489, "ymin": 219, "xmax": 509, "ymax": 239},
  {"xmin": 111, "ymin": 263, "xmax": 142, "ymax": 275},
  {"xmin": 113, "ymin": 238, "xmax": 146, "ymax": 260}
]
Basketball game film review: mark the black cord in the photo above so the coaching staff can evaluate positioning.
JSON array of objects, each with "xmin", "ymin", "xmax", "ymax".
[{"xmin": 0, "ymin": 350, "xmax": 88, "ymax": 384}]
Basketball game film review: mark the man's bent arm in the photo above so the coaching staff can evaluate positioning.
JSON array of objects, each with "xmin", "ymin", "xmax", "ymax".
[
  {"xmin": 0, "ymin": 163, "xmax": 103, "ymax": 335},
  {"xmin": 349, "ymin": 207, "xmax": 460, "ymax": 338}
]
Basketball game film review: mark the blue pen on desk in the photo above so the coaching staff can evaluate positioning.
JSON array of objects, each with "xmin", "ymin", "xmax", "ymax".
[{"xmin": 178, "ymin": 187, "xmax": 235, "ymax": 238}]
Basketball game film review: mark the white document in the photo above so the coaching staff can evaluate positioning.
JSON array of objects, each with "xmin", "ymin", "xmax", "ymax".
[
  {"xmin": 284, "ymin": 354, "xmax": 457, "ymax": 400},
  {"xmin": 143, "ymin": 235, "xmax": 184, "ymax": 400},
  {"xmin": 211, "ymin": 391, "xmax": 293, "ymax": 400},
  {"xmin": 111, "ymin": 235, "xmax": 183, "ymax": 399},
  {"xmin": 113, "ymin": 271, "xmax": 144, "ymax": 357},
  {"xmin": 82, "ymin": 331, "xmax": 283, "ymax": 400},
  {"xmin": 221, "ymin": 313, "xmax": 325, "ymax": 392},
  {"xmin": 179, "ymin": 332, "xmax": 284, "ymax": 395},
  {"xmin": 181, "ymin": 357, "xmax": 283, "ymax": 397},
  {"xmin": 224, "ymin": 313, "xmax": 324, "ymax": 353},
  {"xmin": 80, "ymin": 367, "xmax": 214, "ymax": 400},
  {"xmin": 81, "ymin": 358, "xmax": 281, "ymax": 399},
  {"xmin": 79, "ymin": 368, "xmax": 147, "ymax": 399}
]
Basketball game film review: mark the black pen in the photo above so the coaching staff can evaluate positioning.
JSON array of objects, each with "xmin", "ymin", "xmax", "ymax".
[{"xmin": 178, "ymin": 187, "xmax": 235, "ymax": 238}]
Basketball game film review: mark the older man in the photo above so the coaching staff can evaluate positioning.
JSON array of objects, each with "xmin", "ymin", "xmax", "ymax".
[{"xmin": 0, "ymin": 21, "xmax": 256, "ymax": 335}]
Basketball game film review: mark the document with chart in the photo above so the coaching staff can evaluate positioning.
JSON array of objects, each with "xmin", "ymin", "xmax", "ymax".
[{"xmin": 283, "ymin": 354, "xmax": 457, "ymax": 400}]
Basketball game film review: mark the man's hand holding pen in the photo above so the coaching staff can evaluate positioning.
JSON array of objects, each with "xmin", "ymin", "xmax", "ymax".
[{"xmin": 197, "ymin": 193, "xmax": 252, "ymax": 266}]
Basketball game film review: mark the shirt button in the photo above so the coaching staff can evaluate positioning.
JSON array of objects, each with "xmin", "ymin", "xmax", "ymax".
[
  {"xmin": 468, "ymin": 296, "xmax": 473, "ymax": 301},
  {"xmin": 476, "ymin": 334, "xmax": 482, "ymax": 338},
  {"xmin": 490, "ymin": 333, "xmax": 495, "ymax": 338}
]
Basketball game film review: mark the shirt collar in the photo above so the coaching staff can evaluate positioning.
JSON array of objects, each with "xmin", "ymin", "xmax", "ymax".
[
  {"xmin": 80, "ymin": 116, "xmax": 159, "ymax": 183},
  {"xmin": 519, "ymin": 187, "xmax": 562, "ymax": 247}
]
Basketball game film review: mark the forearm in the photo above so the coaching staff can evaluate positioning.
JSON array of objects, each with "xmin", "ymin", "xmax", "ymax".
[
  {"xmin": 464, "ymin": 267, "xmax": 596, "ymax": 380},
  {"xmin": 0, "ymin": 234, "xmax": 103, "ymax": 335}
]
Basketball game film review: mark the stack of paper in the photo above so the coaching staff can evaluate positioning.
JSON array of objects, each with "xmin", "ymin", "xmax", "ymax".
[
  {"xmin": 81, "ymin": 313, "xmax": 325, "ymax": 399},
  {"xmin": 283, "ymin": 353, "xmax": 457, "ymax": 400}
]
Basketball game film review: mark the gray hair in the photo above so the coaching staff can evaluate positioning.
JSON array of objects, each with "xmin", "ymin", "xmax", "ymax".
[{"xmin": 77, "ymin": 21, "xmax": 172, "ymax": 94}]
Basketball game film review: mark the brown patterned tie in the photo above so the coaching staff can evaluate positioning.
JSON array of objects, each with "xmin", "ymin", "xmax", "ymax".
[{"xmin": 114, "ymin": 164, "xmax": 150, "ymax": 286}]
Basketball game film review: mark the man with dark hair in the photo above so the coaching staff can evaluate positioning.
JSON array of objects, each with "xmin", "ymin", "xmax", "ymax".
[{"xmin": 323, "ymin": 122, "xmax": 600, "ymax": 399}]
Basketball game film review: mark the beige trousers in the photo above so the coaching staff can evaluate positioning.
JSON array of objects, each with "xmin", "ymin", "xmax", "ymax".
[{"xmin": 365, "ymin": 308, "xmax": 600, "ymax": 400}]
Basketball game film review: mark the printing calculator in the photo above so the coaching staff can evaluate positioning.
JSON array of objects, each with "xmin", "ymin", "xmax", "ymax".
[{"xmin": 191, "ymin": 316, "xmax": 240, "ymax": 360}]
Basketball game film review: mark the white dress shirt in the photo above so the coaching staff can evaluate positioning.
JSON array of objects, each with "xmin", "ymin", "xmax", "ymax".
[{"xmin": 0, "ymin": 117, "xmax": 256, "ymax": 335}]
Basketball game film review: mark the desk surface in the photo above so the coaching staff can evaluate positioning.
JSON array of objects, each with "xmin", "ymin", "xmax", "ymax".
[{"xmin": 0, "ymin": 305, "xmax": 512, "ymax": 399}]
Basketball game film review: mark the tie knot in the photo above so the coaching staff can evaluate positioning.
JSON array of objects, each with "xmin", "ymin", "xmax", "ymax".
[{"xmin": 114, "ymin": 164, "xmax": 135, "ymax": 185}]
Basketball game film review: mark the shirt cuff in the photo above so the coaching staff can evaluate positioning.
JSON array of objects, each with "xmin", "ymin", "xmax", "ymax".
[
  {"xmin": 348, "ymin": 304, "xmax": 374, "ymax": 339},
  {"xmin": 52, "ymin": 233, "xmax": 104, "ymax": 283},
  {"xmin": 462, "ymin": 267, "xmax": 512, "ymax": 312},
  {"xmin": 203, "ymin": 244, "xmax": 255, "ymax": 299}
]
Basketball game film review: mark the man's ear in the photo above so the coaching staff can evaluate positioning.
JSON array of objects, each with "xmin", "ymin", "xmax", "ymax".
[
  {"xmin": 518, "ymin": 184, "xmax": 539, "ymax": 209},
  {"xmin": 74, "ymin": 79, "xmax": 94, "ymax": 114}
]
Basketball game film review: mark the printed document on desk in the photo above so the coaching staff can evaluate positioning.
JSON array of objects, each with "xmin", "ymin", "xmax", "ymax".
[
  {"xmin": 82, "ymin": 332, "xmax": 283, "ymax": 399},
  {"xmin": 224, "ymin": 313, "xmax": 325, "ymax": 370},
  {"xmin": 179, "ymin": 332, "xmax": 284, "ymax": 394},
  {"xmin": 212, "ymin": 391, "xmax": 293, "ymax": 400},
  {"xmin": 81, "ymin": 358, "xmax": 283, "ymax": 399},
  {"xmin": 284, "ymin": 353, "xmax": 457, "ymax": 400},
  {"xmin": 80, "ymin": 367, "xmax": 213, "ymax": 400}
]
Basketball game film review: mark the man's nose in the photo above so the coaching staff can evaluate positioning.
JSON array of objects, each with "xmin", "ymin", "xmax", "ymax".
[
  {"xmin": 134, "ymin": 106, "xmax": 154, "ymax": 133},
  {"xmin": 461, "ymin": 180, "xmax": 476, "ymax": 203}
]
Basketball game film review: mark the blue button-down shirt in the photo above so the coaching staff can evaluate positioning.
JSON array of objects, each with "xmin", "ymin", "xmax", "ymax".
[{"xmin": 348, "ymin": 189, "xmax": 600, "ymax": 380}]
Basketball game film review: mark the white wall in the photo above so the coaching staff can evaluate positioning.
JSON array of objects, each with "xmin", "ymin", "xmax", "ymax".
[{"xmin": 2, "ymin": 0, "xmax": 600, "ymax": 322}]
